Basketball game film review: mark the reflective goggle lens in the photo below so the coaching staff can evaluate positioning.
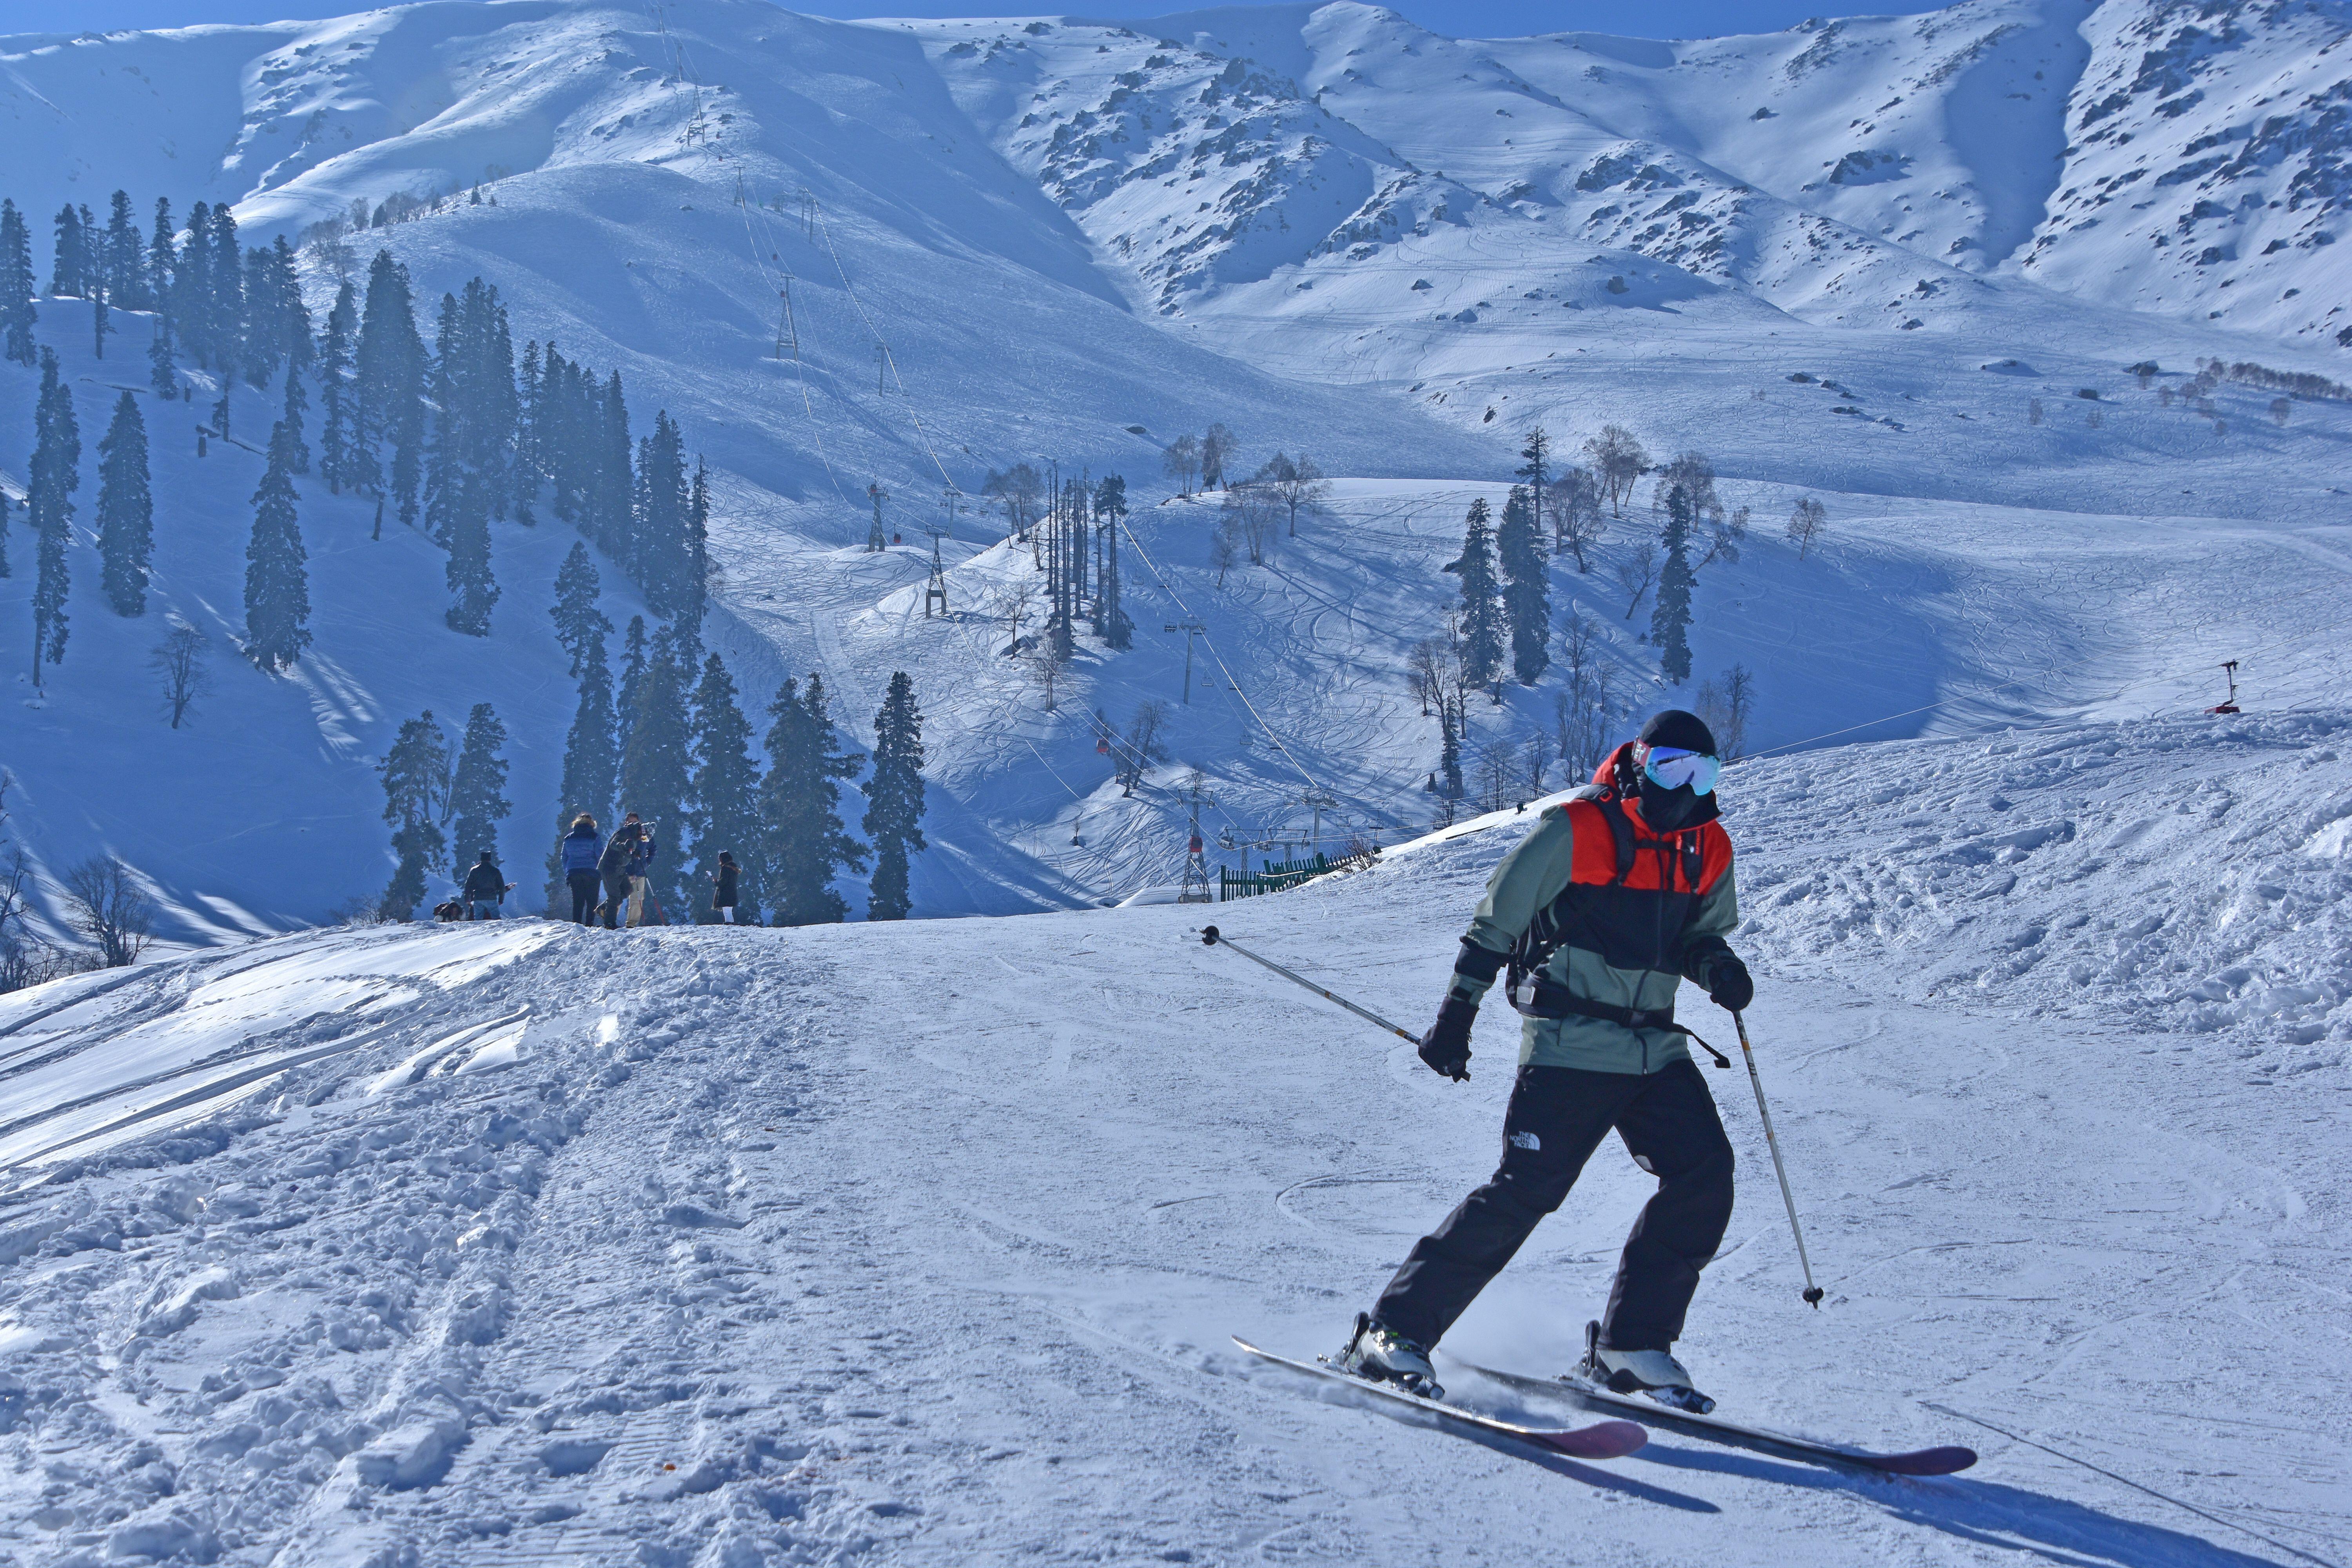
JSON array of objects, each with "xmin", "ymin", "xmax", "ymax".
[{"xmin": 1642, "ymin": 746, "xmax": 1721, "ymax": 795}]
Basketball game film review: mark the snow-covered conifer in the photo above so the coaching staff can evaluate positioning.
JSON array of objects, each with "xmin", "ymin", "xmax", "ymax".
[
  {"xmin": 49, "ymin": 205, "xmax": 86, "ymax": 298},
  {"xmin": 243, "ymin": 429, "xmax": 311, "ymax": 671},
  {"xmin": 617, "ymin": 627, "xmax": 693, "ymax": 911},
  {"xmin": 445, "ymin": 702, "xmax": 511, "ymax": 877},
  {"xmin": 377, "ymin": 710, "xmax": 450, "ymax": 919},
  {"xmin": 1448, "ymin": 497, "xmax": 1503, "ymax": 694},
  {"xmin": 96, "ymin": 392, "xmax": 152, "ymax": 617},
  {"xmin": 272, "ymin": 363, "xmax": 310, "ymax": 475},
  {"xmin": 1497, "ymin": 483, "xmax": 1549, "ymax": 687},
  {"xmin": 862, "ymin": 671, "xmax": 927, "ymax": 921},
  {"xmin": 147, "ymin": 319, "xmax": 176, "ymax": 400},
  {"xmin": 1651, "ymin": 485, "xmax": 1695, "ymax": 686},
  {"xmin": 316, "ymin": 282, "xmax": 356, "ymax": 491},
  {"xmin": 688, "ymin": 653, "xmax": 762, "ymax": 923},
  {"xmin": 760, "ymin": 673, "xmax": 864, "ymax": 926},
  {"xmin": 0, "ymin": 201, "xmax": 37, "ymax": 368},
  {"xmin": 28, "ymin": 349, "xmax": 79, "ymax": 682},
  {"xmin": 103, "ymin": 192, "xmax": 147, "ymax": 310},
  {"xmin": 550, "ymin": 543, "xmax": 612, "ymax": 678}
]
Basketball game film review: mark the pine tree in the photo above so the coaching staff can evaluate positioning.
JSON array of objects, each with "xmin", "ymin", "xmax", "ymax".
[
  {"xmin": 316, "ymin": 282, "xmax": 356, "ymax": 492},
  {"xmin": 861, "ymin": 672, "xmax": 927, "ymax": 921},
  {"xmin": 1515, "ymin": 427, "xmax": 1552, "ymax": 540},
  {"xmin": 617, "ymin": 613, "xmax": 648, "ymax": 764},
  {"xmin": 548, "ymin": 630, "xmax": 618, "ymax": 909},
  {"xmin": 630, "ymin": 410, "xmax": 690, "ymax": 613},
  {"xmin": 27, "ymin": 350, "xmax": 78, "ymax": 683},
  {"xmin": 688, "ymin": 653, "xmax": 762, "ymax": 923},
  {"xmin": 378, "ymin": 710, "xmax": 450, "ymax": 919},
  {"xmin": 593, "ymin": 370, "xmax": 632, "ymax": 556},
  {"xmin": 0, "ymin": 200, "xmax": 36, "ymax": 368},
  {"xmin": 244, "ymin": 430, "xmax": 311, "ymax": 670},
  {"xmin": 353, "ymin": 250, "xmax": 421, "ymax": 505},
  {"xmin": 424, "ymin": 279, "xmax": 512, "ymax": 633},
  {"xmin": 1497, "ymin": 483, "xmax": 1549, "ymax": 687},
  {"xmin": 682, "ymin": 456, "xmax": 710, "ymax": 637},
  {"xmin": 761, "ymin": 673, "xmax": 865, "ymax": 926},
  {"xmin": 1651, "ymin": 484, "xmax": 1696, "ymax": 686},
  {"xmin": 50, "ymin": 205, "xmax": 86, "ymax": 298},
  {"xmin": 514, "ymin": 339, "xmax": 542, "ymax": 524},
  {"xmin": 173, "ymin": 202, "xmax": 213, "ymax": 369},
  {"xmin": 1094, "ymin": 474, "xmax": 1133, "ymax": 648},
  {"xmin": 146, "ymin": 198, "xmax": 176, "ymax": 328},
  {"xmin": 104, "ymin": 191, "xmax": 147, "ymax": 310},
  {"xmin": 147, "ymin": 318, "xmax": 176, "ymax": 400},
  {"xmin": 445, "ymin": 702, "xmax": 511, "ymax": 878},
  {"xmin": 272, "ymin": 363, "xmax": 310, "ymax": 475},
  {"xmin": 91, "ymin": 283, "xmax": 110, "ymax": 361},
  {"xmin": 204, "ymin": 206, "xmax": 242, "ymax": 377},
  {"xmin": 617, "ymin": 628, "xmax": 693, "ymax": 912},
  {"xmin": 1447, "ymin": 497, "xmax": 1503, "ymax": 694},
  {"xmin": 95, "ymin": 392, "xmax": 152, "ymax": 617}
]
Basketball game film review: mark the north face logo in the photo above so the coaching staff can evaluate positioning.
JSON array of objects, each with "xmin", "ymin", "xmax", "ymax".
[{"xmin": 1509, "ymin": 1131, "xmax": 1541, "ymax": 1151}]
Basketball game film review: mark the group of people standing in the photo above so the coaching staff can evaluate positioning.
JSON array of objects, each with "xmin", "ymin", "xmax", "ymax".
[{"xmin": 556, "ymin": 813, "xmax": 740, "ymax": 929}]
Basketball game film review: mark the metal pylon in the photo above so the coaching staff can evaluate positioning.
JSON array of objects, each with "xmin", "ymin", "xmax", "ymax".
[
  {"xmin": 923, "ymin": 528, "xmax": 950, "ymax": 617},
  {"xmin": 1179, "ymin": 781, "xmax": 1214, "ymax": 904},
  {"xmin": 866, "ymin": 482, "xmax": 889, "ymax": 552}
]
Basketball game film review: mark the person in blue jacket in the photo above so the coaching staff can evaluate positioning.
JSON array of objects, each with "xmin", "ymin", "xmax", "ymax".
[{"xmin": 559, "ymin": 815, "xmax": 602, "ymax": 926}]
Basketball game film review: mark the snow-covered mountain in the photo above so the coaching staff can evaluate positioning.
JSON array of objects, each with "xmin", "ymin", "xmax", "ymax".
[{"xmin": 0, "ymin": 0, "xmax": 2348, "ymax": 938}]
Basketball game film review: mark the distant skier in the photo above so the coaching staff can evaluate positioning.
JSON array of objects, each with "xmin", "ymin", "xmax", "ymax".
[
  {"xmin": 596, "ymin": 816, "xmax": 641, "ymax": 930},
  {"xmin": 1341, "ymin": 710, "xmax": 1753, "ymax": 1413},
  {"xmin": 560, "ymin": 814, "xmax": 602, "ymax": 926},
  {"xmin": 709, "ymin": 850, "xmax": 740, "ymax": 925},
  {"xmin": 461, "ymin": 851, "xmax": 512, "ymax": 921}
]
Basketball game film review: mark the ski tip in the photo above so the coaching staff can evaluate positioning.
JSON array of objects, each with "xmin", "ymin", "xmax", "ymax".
[
  {"xmin": 1540, "ymin": 1419, "xmax": 1649, "ymax": 1460},
  {"xmin": 1858, "ymin": 1445, "xmax": 1978, "ymax": 1476}
]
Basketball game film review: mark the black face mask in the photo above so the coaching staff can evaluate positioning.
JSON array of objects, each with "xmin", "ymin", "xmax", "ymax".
[{"xmin": 1639, "ymin": 775, "xmax": 1702, "ymax": 831}]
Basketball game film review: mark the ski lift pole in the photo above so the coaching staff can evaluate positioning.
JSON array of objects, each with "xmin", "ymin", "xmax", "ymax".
[
  {"xmin": 1733, "ymin": 1011, "xmax": 1826, "ymax": 1308},
  {"xmin": 1198, "ymin": 926, "xmax": 1414, "ymax": 1044}
]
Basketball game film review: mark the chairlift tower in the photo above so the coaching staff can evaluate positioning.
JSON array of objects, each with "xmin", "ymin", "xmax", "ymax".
[
  {"xmin": 1298, "ymin": 788, "xmax": 1339, "ymax": 856},
  {"xmin": 1179, "ymin": 781, "xmax": 1214, "ymax": 904},
  {"xmin": 1164, "ymin": 619, "xmax": 1207, "ymax": 704},
  {"xmin": 866, "ymin": 482, "xmax": 890, "ymax": 553},
  {"xmin": 922, "ymin": 526, "xmax": 951, "ymax": 618}
]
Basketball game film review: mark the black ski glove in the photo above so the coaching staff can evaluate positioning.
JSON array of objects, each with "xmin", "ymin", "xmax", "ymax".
[
  {"xmin": 1418, "ymin": 995, "xmax": 1476, "ymax": 1082},
  {"xmin": 1704, "ymin": 954, "xmax": 1755, "ymax": 1013}
]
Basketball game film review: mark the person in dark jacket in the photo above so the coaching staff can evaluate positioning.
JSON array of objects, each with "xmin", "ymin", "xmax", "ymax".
[
  {"xmin": 1340, "ymin": 710, "xmax": 1752, "ymax": 1414},
  {"xmin": 559, "ymin": 815, "xmax": 602, "ymax": 926},
  {"xmin": 622, "ymin": 816, "xmax": 659, "ymax": 926},
  {"xmin": 461, "ymin": 851, "xmax": 512, "ymax": 921},
  {"xmin": 710, "ymin": 851, "xmax": 740, "ymax": 924},
  {"xmin": 596, "ymin": 817, "xmax": 641, "ymax": 930}
]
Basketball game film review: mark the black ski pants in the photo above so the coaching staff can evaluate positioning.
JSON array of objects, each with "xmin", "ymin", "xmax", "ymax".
[
  {"xmin": 1374, "ymin": 1057, "xmax": 1734, "ymax": 1354},
  {"xmin": 598, "ymin": 871, "xmax": 631, "ymax": 929},
  {"xmin": 566, "ymin": 871, "xmax": 602, "ymax": 927}
]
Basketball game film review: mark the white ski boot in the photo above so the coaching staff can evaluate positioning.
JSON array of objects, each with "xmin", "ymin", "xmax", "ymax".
[
  {"xmin": 1337, "ymin": 1313, "xmax": 1443, "ymax": 1401},
  {"xmin": 1579, "ymin": 1320, "xmax": 1714, "ymax": 1414}
]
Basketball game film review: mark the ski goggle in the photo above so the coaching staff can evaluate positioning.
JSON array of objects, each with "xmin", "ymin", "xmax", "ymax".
[{"xmin": 1641, "ymin": 746, "xmax": 1721, "ymax": 795}]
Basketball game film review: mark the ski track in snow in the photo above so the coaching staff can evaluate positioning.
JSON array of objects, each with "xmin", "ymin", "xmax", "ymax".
[{"xmin": 0, "ymin": 712, "xmax": 2343, "ymax": 1564}]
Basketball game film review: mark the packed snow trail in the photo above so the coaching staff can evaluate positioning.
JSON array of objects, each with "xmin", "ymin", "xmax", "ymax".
[{"xmin": 0, "ymin": 712, "xmax": 2342, "ymax": 1563}]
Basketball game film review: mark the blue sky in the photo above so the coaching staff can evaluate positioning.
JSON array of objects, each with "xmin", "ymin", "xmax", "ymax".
[{"xmin": 7, "ymin": 1, "xmax": 1944, "ymax": 43}]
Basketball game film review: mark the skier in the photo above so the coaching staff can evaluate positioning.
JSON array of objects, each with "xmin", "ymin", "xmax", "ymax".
[
  {"xmin": 709, "ymin": 850, "xmax": 740, "ymax": 925},
  {"xmin": 559, "ymin": 814, "xmax": 602, "ymax": 926},
  {"xmin": 1341, "ymin": 710, "xmax": 1753, "ymax": 1413},
  {"xmin": 461, "ymin": 851, "xmax": 512, "ymax": 921},
  {"xmin": 596, "ymin": 816, "xmax": 639, "ymax": 930}
]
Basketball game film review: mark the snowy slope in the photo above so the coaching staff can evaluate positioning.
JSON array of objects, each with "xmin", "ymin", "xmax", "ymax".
[
  {"xmin": 0, "ymin": 710, "xmax": 2342, "ymax": 1563},
  {"xmin": 1, "ymin": 0, "xmax": 2350, "ymax": 935}
]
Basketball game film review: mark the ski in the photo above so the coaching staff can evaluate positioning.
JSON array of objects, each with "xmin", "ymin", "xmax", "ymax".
[
  {"xmin": 1232, "ymin": 1336, "xmax": 1648, "ymax": 1461},
  {"xmin": 1446, "ymin": 1357, "xmax": 1975, "ymax": 1477}
]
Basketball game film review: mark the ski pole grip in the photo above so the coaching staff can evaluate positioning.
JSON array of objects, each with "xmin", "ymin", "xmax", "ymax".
[{"xmin": 1200, "ymin": 925, "xmax": 1220, "ymax": 946}]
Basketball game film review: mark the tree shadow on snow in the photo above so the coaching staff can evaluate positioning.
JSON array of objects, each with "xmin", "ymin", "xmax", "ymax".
[{"xmin": 1633, "ymin": 1441, "xmax": 2296, "ymax": 1568}]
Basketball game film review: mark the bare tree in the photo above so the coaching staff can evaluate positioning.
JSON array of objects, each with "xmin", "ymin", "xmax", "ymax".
[
  {"xmin": 1697, "ymin": 502, "xmax": 1748, "ymax": 571},
  {"xmin": 1116, "ymin": 700, "xmax": 1171, "ymax": 795},
  {"xmin": 1554, "ymin": 622, "xmax": 1619, "ymax": 780},
  {"xmin": 982, "ymin": 463, "xmax": 1045, "ymax": 541},
  {"xmin": 1027, "ymin": 639, "xmax": 1068, "ymax": 712},
  {"xmin": 1583, "ymin": 425, "xmax": 1648, "ymax": 517},
  {"xmin": 1611, "ymin": 536, "xmax": 1659, "ymax": 618},
  {"xmin": 1209, "ymin": 520, "xmax": 1240, "ymax": 587},
  {"xmin": 1473, "ymin": 741, "xmax": 1515, "ymax": 814},
  {"xmin": 1787, "ymin": 496, "xmax": 1828, "ymax": 560},
  {"xmin": 1200, "ymin": 423, "xmax": 1235, "ymax": 490},
  {"xmin": 1254, "ymin": 453, "xmax": 1332, "ymax": 537},
  {"xmin": 1520, "ymin": 726, "xmax": 1557, "ymax": 798},
  {"xmin": 1405, "ymin": 637, "xmax": 1444, "ymax": 716},
  {"xmin": 1162, "ymin": 434, "xmax": 1201, "ymax": 497},
  {"xmin": 150, "ymin": 624, "xmax": 211, "ymax": 730},
  {"xmin": 60, "ymin": 856, "xmax": 155, "ymax": 968},
  {"xmin": 1652, "ymin": 452, "xmax": 1724, "ymax": 526},
  {"xmin": 1546, "ymin": 467, "xmax": 1606, "ymax": 570},
  {"xmin": 1222, "ymin": 481, "xmax": 1279, "ymax": 565},
  {"xmin": 994, "ymin": 577, "xmax": 1038, "ymax": 656},
  {"xmin": 0, "ymin": 778, "xmax": 49, "ymax": 994},
  {"xmin": 1693, "ymin": 662, "xmax": 1757, "ymax": 761}
]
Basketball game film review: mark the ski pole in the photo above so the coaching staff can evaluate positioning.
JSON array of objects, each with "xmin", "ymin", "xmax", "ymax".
[
  {"xmin": 1198, "ymin": 925, "xmax": 1415, "ymax": 1044},
  {"xmin": 1733, "ymin": 1011, "xmax": 1826, "ymax": 1308}
]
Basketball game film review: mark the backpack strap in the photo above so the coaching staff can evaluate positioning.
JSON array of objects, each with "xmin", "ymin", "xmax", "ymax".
[{"xmin": 1589, "ymin": 791, "xmax": 1639, "ymax": 886}]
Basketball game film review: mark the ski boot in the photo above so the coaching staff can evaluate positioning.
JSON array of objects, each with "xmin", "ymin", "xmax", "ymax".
[
  {"xmin": 1579, "ymin": 1320, "xmax": 1714, "ymax": 1414},
  {"xmin": 1336, "ymin": 1313, "xmax": 1443, "ymax": 1401}
]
